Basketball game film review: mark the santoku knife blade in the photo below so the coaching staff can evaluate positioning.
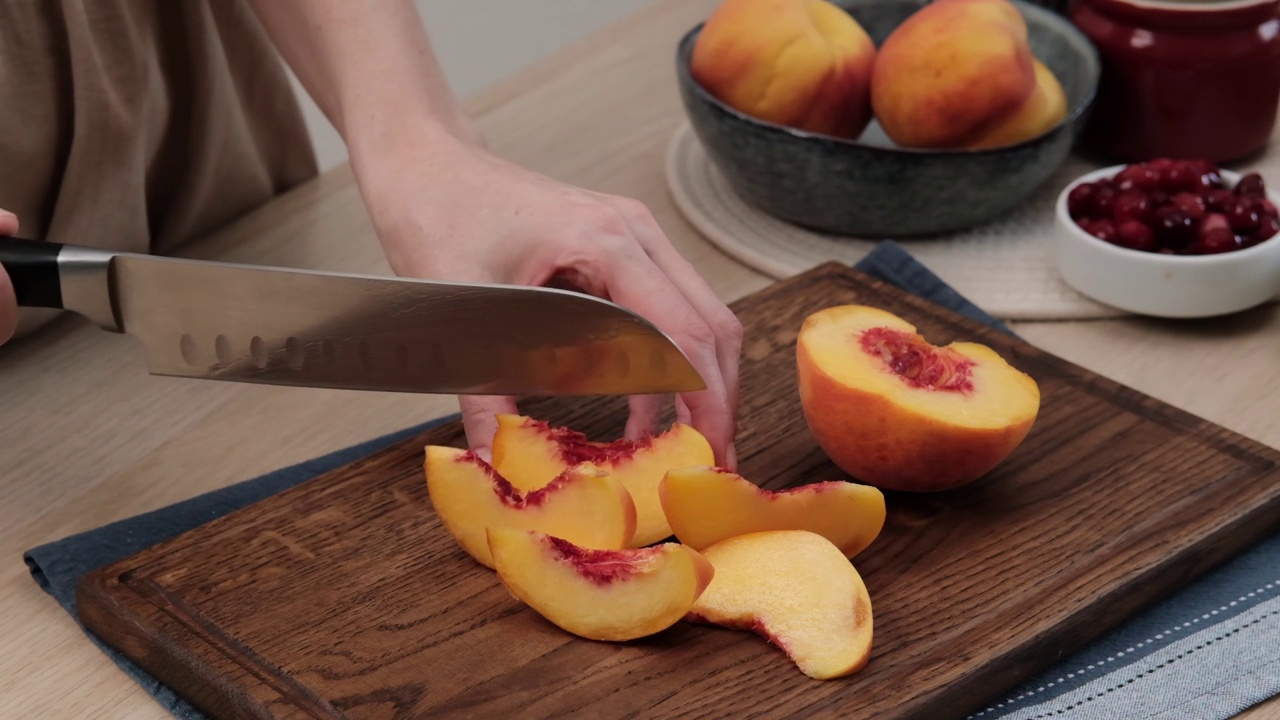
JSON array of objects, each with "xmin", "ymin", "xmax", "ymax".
[{"xmin": 0, "ymin": 238, "xmax": 706, "ymax": 397}]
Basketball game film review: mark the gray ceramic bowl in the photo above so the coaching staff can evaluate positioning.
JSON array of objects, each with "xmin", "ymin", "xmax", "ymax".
[{"xmin": 675, "ymin": 0, "xmax": 1100, "ymax": 238}]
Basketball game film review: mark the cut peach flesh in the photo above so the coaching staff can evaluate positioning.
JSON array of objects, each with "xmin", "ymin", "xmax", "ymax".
[
  {"xmin": 487, "ymin": 527, "xmax": 715, "ymax": 642},
  {"xmin": 660, "ymin": 467, "xmax": 885, "ymax": 559},
  {"xmin": 797, "ymin": 304, "xmax": 1040, "ymax": 490},
  {"xmin": 424, "ymin": 445, "xmax": 636, "ymax": 568},
  {"xmin": 491, "ymin": 414, "xmax": 715, "ymax": 546},
  {"xmin": 689, "ymin": 530, "xmax": 873, "ymax": 680}
]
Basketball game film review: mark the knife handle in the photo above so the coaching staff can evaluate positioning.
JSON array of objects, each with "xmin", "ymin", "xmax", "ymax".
[
  {"xmin": 0, "ymin": 237, "xmax": 121, "ymax": 331},
  {"xmin": 0, "ymin": 237, "xmax": 64, "ymax": 308}
]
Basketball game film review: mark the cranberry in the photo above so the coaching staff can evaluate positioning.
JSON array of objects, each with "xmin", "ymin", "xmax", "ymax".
[
  {"xmin": 1206, "ymin": 189, "xmax": 1237, "ymax": 212},
  {"xmin": 1235, "ymin": 172, "xmax": 1267, "ymax": 197},
  {"xmin": 1153, "ymin": 206, "xmax": 1196, "ymax": 247},
  {"xmin": 1067, "ymin": 183, "xmax": 1096, "ymax": 219},
  {"xmin": 1163, "ymin": 163, "xmax": 1197, "ymax": 192},
  {"xmin": 1229, "ymin": 199, "xmax": 1260, "ymax": 231},
  {"xmin": 1148, "ymin": 158, "xmax": 1176, "ymax": 173},
  {"xmin": 1093, "ymin": 185, "xmax": 1117, "ymax": 217},
  {"xmin": 1170, "ymin": 192, "xmax": 1205, "ymax": 221},
  {"xmin": 1192, "ymin": 227, "xmax": 1242, "ymax": 254},
  {"xmin": 1115, "ymin": 220, "xmax": 1157, "ymax": 251},
  {"xmin": 1148, "ymin": 190, "xmax": 1171, "ymax": 209},
  {"xmin": 1088, "ymin": 219, "xmax": 1118, "ymax": 243},
  {"xmin": 1261, "ymin": 199, "xmax": 1278, "ymax": 217},
  {"xmin": 1257, "ymin": 215, "xmax": 1280, "ymax": 242},
  {"xmin": 1116, "ymin": 164, "xmax": 1160, "ymax": 191},
  {"xmin": 1112, "ymin": 190, "xmax": 1151, "ymax": 223},
  {"xmin": 1193, "ymin": 163, "xmax": 1225, "ymax": 190}
]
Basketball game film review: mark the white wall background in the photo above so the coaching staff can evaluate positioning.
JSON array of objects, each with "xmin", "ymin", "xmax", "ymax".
[{"xmin": 288, "ymin": 0, "xmax": 653, "ymax": 170}]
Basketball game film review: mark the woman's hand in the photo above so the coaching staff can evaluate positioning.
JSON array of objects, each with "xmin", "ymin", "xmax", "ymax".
[
  {"xmin": 358, "ymin": 133, "xmax": 743, "ymax": 468},
  {"xmin": 245, "ymin": 0, "xmax": 743, "ymax": 467},
  {"xmin": 0, "ymin": 210, "xmax": 19, "ymax": 345}
]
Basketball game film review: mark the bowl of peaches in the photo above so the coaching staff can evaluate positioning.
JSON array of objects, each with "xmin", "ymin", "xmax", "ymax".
[
  {"xmin": 1055, "ymin": 159, "xmax": 1280, "ymax": 318},
  {"xmin": 675, "ymin": 0, "xmax": 1099, "ymax": 237}
]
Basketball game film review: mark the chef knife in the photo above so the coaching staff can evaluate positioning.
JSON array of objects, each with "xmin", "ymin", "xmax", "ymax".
[{"xmin": 0, "ymin": 238, "xmax": 706, "ymax": 396}]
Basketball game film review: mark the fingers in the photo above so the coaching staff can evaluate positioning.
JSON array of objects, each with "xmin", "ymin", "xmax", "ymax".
[
  {"xmin": 601, "ymin": 197, "xmax": 744, "ymax": 469},
  {"xmin": 0, "ymin": 265, "xmax": 15, "ymax": 346},
  {"xmin": 592, "ymin": 239, "xmax": 736, "ymax": 468},
  {"xmin": 624, "ymin": 393, "xmax": 666, "ymax": 441},
  {"xmin": 459, "ymin": 395, "xmax": 519, "ymax": 462},
  {"xmin": 0, "ymin": 210, "xmax": 18, "ymax": 345}
]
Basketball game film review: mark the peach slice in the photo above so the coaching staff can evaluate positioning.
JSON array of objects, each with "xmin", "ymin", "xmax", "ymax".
[
  {"xmin": 796, "ymin": 305, "xmax": 1040, "ymax": 491},
  {"xmin": 688, "ymin": 530, "xmax": 873, "ymax": 680},
  {"xmin": 491, "ymin": 414, "xmax": 715, "ymax": 546},
  {"xmin": 488, "ymin": 528, "xmax": 715, "ymax": 642},
  {"xmin": 424, "ymin": 446, "xmax": 636, "ymax": 568},
  {"xmin": 659, "ymin": 467, "xmax": 885, "ymax": 559}
]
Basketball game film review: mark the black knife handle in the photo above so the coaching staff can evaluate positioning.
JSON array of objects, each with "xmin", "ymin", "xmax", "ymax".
[{"xmin": 0, "ymin": 237, "xmax": 64, "ymax": 308}]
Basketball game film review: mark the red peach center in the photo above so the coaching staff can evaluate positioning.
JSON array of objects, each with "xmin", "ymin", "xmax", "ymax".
[
  {"xmin": 547, "ymin": 537, "xmax": 659, "ymax": 586},
  {"xmin": 858, "ymin": 327, "xmax": 975, "ymax": 393},
  {"xmin": 544, "ymin": 423, "xmax": 653, "ymax": 465}
]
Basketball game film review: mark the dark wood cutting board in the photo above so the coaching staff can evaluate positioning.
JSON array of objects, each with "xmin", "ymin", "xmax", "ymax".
[{"xmin": 78, "ymin": 263, "xmax": 1280, "ymax": 720}]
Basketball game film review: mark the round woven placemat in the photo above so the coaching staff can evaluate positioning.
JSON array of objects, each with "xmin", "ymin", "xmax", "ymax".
[{"xmin": 666, "ymin": 121, "xmax": 1127, "ymax": 321}]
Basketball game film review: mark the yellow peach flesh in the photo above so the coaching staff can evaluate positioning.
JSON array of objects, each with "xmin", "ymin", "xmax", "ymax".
[
  {"xmin": 488, "ymin": 528, "xmax": 715, "ymax": 642},
  {"xmin": 491, "ymin": 414, "xmax": 714, "ymax": 546},
  {"xmin": 689, "ymin": 530, "xmax": 873, "ymax": 680},
  {"xmin": 424, "ymin": 445, "xmax": 636, "ymax": 568},
  {"xmin": 659, "ymin": 467, "xmax": 885, "ymax": 558}
]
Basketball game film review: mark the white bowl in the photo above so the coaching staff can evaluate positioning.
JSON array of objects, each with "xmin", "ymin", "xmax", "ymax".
[{"xmin": 1053, "ymin": 165, "xmax": 1280, "ymax": 318}]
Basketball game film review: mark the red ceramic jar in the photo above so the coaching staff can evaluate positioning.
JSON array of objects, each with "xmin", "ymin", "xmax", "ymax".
[{"xmin": 1071, "ymin": 0, "xmax": 1280, "ymax": 163}]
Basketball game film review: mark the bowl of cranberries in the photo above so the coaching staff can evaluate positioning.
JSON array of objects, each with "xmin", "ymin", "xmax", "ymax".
[{"xmin": 1054, "ymin": 158, "xmax": 1280, "ymax": 318}]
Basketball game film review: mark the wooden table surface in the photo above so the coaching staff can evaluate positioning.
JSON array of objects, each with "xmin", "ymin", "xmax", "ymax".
[{"xmin": 2, "ymin": 1, "xmax": 1277, "ymax": 717}]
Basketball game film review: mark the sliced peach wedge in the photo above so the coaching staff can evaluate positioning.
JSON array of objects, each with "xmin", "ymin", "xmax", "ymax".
[
  {"xmin": 491, "ymin": 414, "xmax": 715, "ymax": 546},
  {"xmin": 797, "ymin": 305, "xmax": 1040, "ymax": 491},
  {"xmin": 688, "ymin": 530, "xmax": 873, "ymax": 680},
  {"xmin": 424, "ymin": 446, "xmax": 636, "ymax": 569},
  {"xmin": 488, "ymin": 528, "xmax": 715, "ymax": 642},
  {"xmin": 660, "ymin": 467, "xmax": 886, "ymax": 559}
]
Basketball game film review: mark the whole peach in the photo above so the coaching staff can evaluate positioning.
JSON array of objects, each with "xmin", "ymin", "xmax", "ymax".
[{"xmin": 691, "ymin": 0, "xmax": 877, "ymax": 140}]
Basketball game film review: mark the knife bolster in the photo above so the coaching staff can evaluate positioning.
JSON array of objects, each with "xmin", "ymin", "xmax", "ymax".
[{"xmin": 58, "ymin": 244, "xmax": 123, "ymax": 332}]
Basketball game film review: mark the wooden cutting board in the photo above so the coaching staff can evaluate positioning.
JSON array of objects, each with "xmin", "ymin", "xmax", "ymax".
[{"xmin": 78, "ymin": 263, "xmax": 1280, "ymax": 720}]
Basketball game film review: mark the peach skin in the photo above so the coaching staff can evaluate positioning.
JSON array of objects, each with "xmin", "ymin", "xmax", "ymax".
[
  {"xmin": 967, "ymin": 59, "xmax": 1068, "ymax": 149},
  {"xmin": 488, "ymin": 528, "xmax": 715, "ymax": 642},
  {"xmin": 424, "ymin": 445, "xmax": 636, "ymax": 568},
  {"xmin": 796, "ymin": 305, "xmax": 1040, "ymax": 491},
  {"xmin": 690, "ymin": 0, "xmax": 877, "ymax": 139},
  {"xmin": 870, "ymin": 0, "xmax": 1040, "ymax": 149},
  {"xmin": 491, "ymin": 414, "xmax": 714, "ymax": 547},
  {"xmin": 659, "ymin": 466, "xmax": 885, "ymax": 558}
]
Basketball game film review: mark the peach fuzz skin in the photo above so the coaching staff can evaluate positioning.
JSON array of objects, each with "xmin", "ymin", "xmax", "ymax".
[
  {"xmin": 796, "ymin": 305, "xmax": 1040, "ymax": 492},
  {"xmin": 871, "ymin": 0, "xmax": 1057, "ymax": 149},
  {"xmin": 424, "ymin": 446, "xmax": 636, "ymax": 569},
  {"xmin": 487, "ymin": 528, "xmax": 715, "ymax": 642},
  {"xmin": 690, "ymin": 0, "xmax": 877, "ymax": 139}
]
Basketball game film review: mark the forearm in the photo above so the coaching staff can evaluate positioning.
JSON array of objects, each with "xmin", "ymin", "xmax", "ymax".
[{"xmin": 245, "ymin": 0, "xmax": 480, "ymax": 160}]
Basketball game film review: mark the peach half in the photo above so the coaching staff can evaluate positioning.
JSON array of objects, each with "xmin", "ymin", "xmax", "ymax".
[
  {"xmin": 488, "ymin": 528, "xmax": 715, "ymax": 642},
  {"xmin": 690, "ymin": 0, "xmax": 877, "ymax": 139},
  {"xmin": 688, "ymin": 530, "xmax": 873, "ymax": 680},
  {"xmin": 659, "ymin": 467, "xmax": 885, "ymax": 559},
  {"xmin": 424, "ymin": 446, "xmax": 636, "ymax": 568},
  {"xmin": 491, "ymin": 414, "xmax": 714, "ymax": 547},
  {"xmin": 796, "ymin": 305, "xmax": 1040, "ymax": 491}
]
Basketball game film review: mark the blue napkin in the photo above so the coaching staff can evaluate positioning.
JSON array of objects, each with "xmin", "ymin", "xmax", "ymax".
[{"xmin": 24, "ymin": 241, "xmax": 1280, "ymax": 720}]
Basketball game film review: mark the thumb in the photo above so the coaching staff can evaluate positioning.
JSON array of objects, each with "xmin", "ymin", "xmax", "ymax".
[
  {"xmin": 0, "ymin": 265, "xmax": 15, "ymax": 345},
  {"xmin": 459, "ymin": 395, "xmax": 520, "ymax": 462}
]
